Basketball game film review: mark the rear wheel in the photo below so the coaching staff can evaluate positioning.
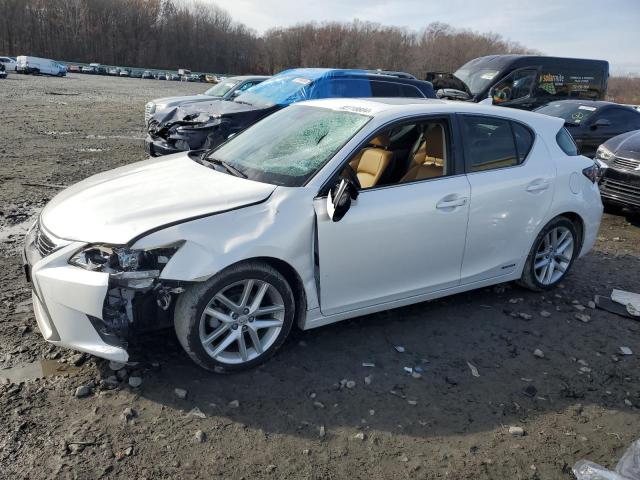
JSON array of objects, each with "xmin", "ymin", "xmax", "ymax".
[
  {"xmin": 174, "ymin": 261, "xmax": 295, "ymax": 372},
  {"xmin": 518, "ymin": 217, "xmax": 578, "ymax": 291}
]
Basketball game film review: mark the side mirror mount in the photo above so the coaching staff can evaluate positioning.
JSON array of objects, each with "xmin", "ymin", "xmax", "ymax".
[
  {"xmin": 326, "ymin": 179, "xmax": 358, "ymax": 222},
  {"xmin": 592, "ymin": 118, "xmax": 612, "ymax": 129}
]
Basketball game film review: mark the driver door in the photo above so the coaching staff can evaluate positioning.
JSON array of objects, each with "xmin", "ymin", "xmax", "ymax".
[{"xmin": 313, "ymin": 117, "xmax": 470, "ymax": 316}]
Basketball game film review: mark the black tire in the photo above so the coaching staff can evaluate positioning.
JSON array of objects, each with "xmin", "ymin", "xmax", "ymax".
[
  {"xmin": 518, "ymin": 216, "xmax": 579, "ymax": 291},
  {"xmin": 174, "ymin": 261, "xmax": 295, "ymax": 373}
]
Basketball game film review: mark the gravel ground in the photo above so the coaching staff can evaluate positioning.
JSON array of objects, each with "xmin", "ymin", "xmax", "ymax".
[{"xmin": 1, "ymin": 73, "xmax": 639, "ymax": 480}]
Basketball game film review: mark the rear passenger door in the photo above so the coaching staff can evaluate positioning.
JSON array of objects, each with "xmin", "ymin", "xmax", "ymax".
[{"xmin": 458, "ymin": 114, "xmax": 556, "ymax": 284}]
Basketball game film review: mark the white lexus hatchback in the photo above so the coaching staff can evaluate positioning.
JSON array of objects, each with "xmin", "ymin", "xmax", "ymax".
[{"xmin": 23, "ymin": 98, "xmax": 603, "ymax": 372}]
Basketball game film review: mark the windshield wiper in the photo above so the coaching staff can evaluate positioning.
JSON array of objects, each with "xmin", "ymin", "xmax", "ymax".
[{"xmin": 200, "ymin": 154, "xmax": 247, "ymax": 178}]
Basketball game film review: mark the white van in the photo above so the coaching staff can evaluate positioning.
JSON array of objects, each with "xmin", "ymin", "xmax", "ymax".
[{"xmin": 16, "ymin": 56, "xmax": 66, "ymax": 76}]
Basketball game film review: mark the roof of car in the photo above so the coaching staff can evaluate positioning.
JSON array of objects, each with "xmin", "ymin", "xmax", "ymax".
[
  {"xmin": 298, "ymin": 97, "xmax": 565, "ymax": 129},
  {"xmin": 230, "ymin": 75, "xmax": 271, "ymax": 81}
]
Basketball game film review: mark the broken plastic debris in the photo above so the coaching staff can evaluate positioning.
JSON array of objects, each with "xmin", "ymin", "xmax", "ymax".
[
  {"xmin": 467, "ymin": 362, "xmax": 480, "ymax": 378},
  {"xmin": 394, "ymin": 346, "xmax": 405, "ymax": 353},
  {"xmin": 403, "ymin": 367, "xmax": 413, "ymax": 374},
  {"xmin": 611, "ymin": 289, "xmax": 640, "ymax": 317},
  {"xmin": 573, "ymin": 438, "xmax": 640, "ymax": 480},
  {"xmin": 620, "ymin": 346, "xmax": 633, "ymax": 356},
  {"xmin": 362, "ymin": 362, "xmax": 375, "ymax": 368}
]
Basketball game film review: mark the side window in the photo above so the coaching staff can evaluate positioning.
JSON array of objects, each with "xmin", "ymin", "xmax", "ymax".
[
  {"xmin": 314, "ymin": 78, "xmax": 372, "ymax": 98},
  {"xmin": 596, "ymin": 108, "xmax": 640, "ymax": 130},
  {"xmin": 370, "ymin": 80, "xmax": 403, "ymax": 97},
  {"xmin": 339, "ymin": 118, "xmax": 451, "ymax": 189},
  {"xmin": 400, "ymin": 84, "xmax": 424, "ymax": 98},
  {"xmin": 538, "ymin": 69, "xmax": 604, "ymax": 101},
  {"xmin": 556, "ymin": 128, "xmax": 578, "ymax": 156},
  {"xmin": 492, "ymin": 68, "xmax": 537, "ymax": 104},
  {"xmin": 460, "ymin": 115, "xmax": 520, "ymax": 172},
  {"xmin": 512, "ymin": 123, "xmax": 534, "ymax": 161},
  {"xmin": 238, "ymin": 81, "xmax": 257, "ymax": 92}
]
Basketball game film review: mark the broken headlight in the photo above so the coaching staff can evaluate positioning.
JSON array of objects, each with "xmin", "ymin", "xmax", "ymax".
[{"xmin": 69, "ymin": 241, "xmax": 184, "ymax": 289}]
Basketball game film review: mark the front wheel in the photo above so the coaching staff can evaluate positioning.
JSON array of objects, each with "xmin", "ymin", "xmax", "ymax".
[
  {"xmin": 518, "ymin": 217, "xmax": 579, "ymax": 291},
  {"xmin": 174, "ymin": 262, "xmax": 295, "ymax": 372}
]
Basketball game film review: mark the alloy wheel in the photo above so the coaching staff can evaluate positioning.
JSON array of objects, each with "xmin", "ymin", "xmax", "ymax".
[
  {"xmin": 198, "ymin": 279, "xmax": 285, "ymax": 365},
  {"xmin": 533, "ymin": 226, "xmax": 574, "ymax": 285}
]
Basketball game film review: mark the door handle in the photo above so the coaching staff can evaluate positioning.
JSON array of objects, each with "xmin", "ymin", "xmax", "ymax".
[
  {"xmin": 526, "ymin": 179, "xmax": 550, "ymax": 193},
  {"xmin": 436, "ymin": 195, "xmax": 468, "ymax": 210}
]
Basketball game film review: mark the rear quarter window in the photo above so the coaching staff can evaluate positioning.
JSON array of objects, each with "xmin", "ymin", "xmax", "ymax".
[
  {"xmin": 512, "ymin": 122, "xmax": 534, "ymax": 161},
  {"xmin": 556, "ymin": 127, "xmax": 579, "ymax": 155}
]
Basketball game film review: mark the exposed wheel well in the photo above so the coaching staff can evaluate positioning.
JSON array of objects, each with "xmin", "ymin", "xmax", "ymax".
[{"xmin": 555, "ymin": 212, "xmax": 585, "ymax": 251}]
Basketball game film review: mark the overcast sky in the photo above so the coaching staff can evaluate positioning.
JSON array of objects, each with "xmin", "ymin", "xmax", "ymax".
[{"xmin": 213, "ymin": 0, "xmax": 640, "ymax": 75}]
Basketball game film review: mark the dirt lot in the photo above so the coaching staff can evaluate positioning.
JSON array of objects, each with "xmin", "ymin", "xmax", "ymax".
[{"xmin": 1, "ymin": 73, "xmax": 639, "ymax": 480}]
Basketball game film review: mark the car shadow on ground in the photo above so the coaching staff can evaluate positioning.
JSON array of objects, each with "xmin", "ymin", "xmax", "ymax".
[{"xmin": 121, "ymin": 252, "xmax": 640, "ymax": 440}]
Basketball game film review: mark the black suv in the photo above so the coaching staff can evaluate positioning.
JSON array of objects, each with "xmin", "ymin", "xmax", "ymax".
[{"xmin": 145, "ymin": 68, "xmax": 436, "ymax": 157}]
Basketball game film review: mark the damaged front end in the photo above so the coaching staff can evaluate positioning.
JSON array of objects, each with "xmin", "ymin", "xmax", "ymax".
[{"xmin": 69, "ymin": 242, "xmax": 185, "ymax": 351}]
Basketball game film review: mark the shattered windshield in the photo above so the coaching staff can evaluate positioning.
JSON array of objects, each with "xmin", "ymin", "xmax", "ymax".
[
  {"xmin": 453, "ymin": 67, "xmax": 501, "ymax": 96},
  {"xmin": 207, "ymin": 105, "xmax": 370, "ymax": 186},
  {"xmin": 535, "ymin": 102, "xmax": 598, "ymax": 126},
  {"xmin": 234, "ymin": 73, "xmax": 315, "ymax": 107},
  {"xmin": 205, "ymin": 80, "xmax": 240, "ymax": 97}
]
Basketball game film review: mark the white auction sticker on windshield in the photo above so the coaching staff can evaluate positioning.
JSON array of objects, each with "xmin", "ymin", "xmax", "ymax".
[
  {"xmin": 293, "ymin": 77, "xmax": 312, "ymax": 85},
  {"xmin": 578, "ymin": 105, "xmax": 597, "ymax": 111}
]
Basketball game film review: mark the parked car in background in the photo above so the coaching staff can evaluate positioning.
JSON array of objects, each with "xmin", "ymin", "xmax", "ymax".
[
  {"xmin": 119, "ymin": 69, "xmax": 130, "ymax": 77},
  {"xmin": 0, "ymin": 63, "xmax": 7, "ymax": 79},
  {"xmin": 535, "ymin": 100, "xmax": 640, "ymax": 157},
  {"xmin": 169, "ymin": 73, "xmax": 180, "ymax": 81},
  {"xmin": 81, "ymin": 65, "xmax": 96, "ymax": 74},
  {"xmin": 0, "ymin": 56, "xmax": 17, "ymax": 71},
  {"xmin": 595, "ymin": 129, "xmax": 640, "ymax": 213},
  {"xmin": 68, "ymin": 65, "xmax": 81, "ymax": 73},
  {"xmin": 131, "ymin": 70, "xmax": 143, "ymax": 78},
  {"xmin": 90, "ymin": 63, "xmax": 106, "ymax": 75},
  {"xmin": 24, "ymin": 98, "xmax": 603, "ymax": 370},
  {"xmin": 146, "ymin": 68, "xmax": 436, "ymax": 156},
  {"xmin": 156, "ymin": 72, "xmax": 167, "ymax": 80},
  {"xmin": 142, "ymin": 70, "xmax": 153, "ymax": 79},
  {"xmin": 108, "ymin": 67, "xmax": 120, "ymax": 75},
  {"xmin": 144, "ymin": 75, "xmax": 270, "ymax": 123},
  {"xmin": 433, "ymin": 55, "xmax": 609, "ymax": 110},
  {"xmin": 16, "ymin": 56, "xmax": 66, "ymax": 76},
  {"xmin": 205, "ymin": 74, "xmax": 217, "ymax": 83},
  {"xmin": 187, "ymin": 74, "xmax": 200, "ymax": 82}
]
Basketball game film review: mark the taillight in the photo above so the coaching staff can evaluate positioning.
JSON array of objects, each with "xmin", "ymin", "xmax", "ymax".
[{"xmin": 582, "ymin": 164, "xmax": 600, "ymax": 183}]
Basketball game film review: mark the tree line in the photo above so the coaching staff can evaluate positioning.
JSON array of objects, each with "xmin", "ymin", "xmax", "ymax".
[{"xmin": 0, "ymin": 0, "xmax": 534, "ymax": 76}]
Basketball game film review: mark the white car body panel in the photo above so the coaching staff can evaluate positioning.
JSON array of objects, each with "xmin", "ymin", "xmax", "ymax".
[
  {"xmin": 40, "ymin": 154, "xmax": 276, "ymax": 244},
  {"xmin": 16, "ymin": 55, "xmax": 65, "ymax": 75},
  {"xmin": 0, "ymin": 56, "xmax": 17, "ymax": 71},
  {"xmin": 24, "ymin": 98, "xmax": 603, "ymax": 361},
  {"xmin": 313, "ymin": 175, "xmax": 471, "ymax": 315}
]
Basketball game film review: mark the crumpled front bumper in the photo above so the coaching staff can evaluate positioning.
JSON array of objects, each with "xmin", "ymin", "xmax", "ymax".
[{"xmin": 23, "ymin": 226, "xmax": 129, "ymax": 362}]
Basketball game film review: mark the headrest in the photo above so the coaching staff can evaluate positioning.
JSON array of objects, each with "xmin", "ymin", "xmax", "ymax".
[{"xmin": 369, "ymin": 133, "xmax": 390, "ymax": 148}]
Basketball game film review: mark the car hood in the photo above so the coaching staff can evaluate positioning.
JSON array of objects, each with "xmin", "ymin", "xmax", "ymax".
[
  {"xmin": 604, "ymin": 129, "xmax": 640, "ymax": 159},
  {"xmin": 152, "ymin": 94, "xmax": 220, "ymax": 108},
  {"xmin": 152, "ymin": 99, "xmax": 262, "ymax": 127},
  {"xmin": 40, "ymin": 153, "xmax": 276, "ymax": 245}
]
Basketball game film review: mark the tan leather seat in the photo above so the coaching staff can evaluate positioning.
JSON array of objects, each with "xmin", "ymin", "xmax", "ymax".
[
  {"xmin": 355, "ymin": 134, "xmax": 393, "ymax": 188},
  {"xmin": 401, "ymin": 125, "xmax": 446, "ymax": 182}
]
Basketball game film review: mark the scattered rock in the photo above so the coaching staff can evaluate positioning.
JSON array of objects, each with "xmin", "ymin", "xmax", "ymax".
[
  {"xmin": 313, "ymin": 401, "xmax": 325, "ymax": 409},
  {"xmin": 575, "ymin": 313, "xmax": 591, "ymax": 323},
  {"xmin": 353, "ymin": 432, "xmax": 365, "ymax": 441},
  {"xmin": 194, "ymin": 430, "xmax": 207, "ymax": 443},
  {"xmin": 109, "ymin": 361, "xmax": 126, "ymax": 371},
  {"xmin": 573, "ymin": 304, "xmax": 586, "ymax": 311},
  {"xmin": 187, "ymin": 407, "xmax": 206, "ymax": 418},
  {"xmin": 174, "ymin": 388, "xmax": 188, "ymax": 400},
  {"xmin": 577, "ymin": 359, "xmax": 589, "ymax": 367},
  {"xmin": 579, "ymin": 366, "xmax": 592, "ymax": 373},
  {"xmin": 265, "ymin": 464, "xmax": 277, "ymax": 473},
  {"xmin": 522, "ymin": 385, "xmax": 538, "ymax": 398},
  {"xmin": 539, "ymin": 310, "xmax": 551, "ymax": 318},
  {"xmin": 364, "ymin": 374, "xmax": 373, "ymax": 385},
  {"xmin": 302, "ymin": 448, "xmax": 310, "ymax": 455},
  {"xmin": 588, "ymin": 301, "xmax": 596, "ymax": 309},
  {"xmin": 620, "ymin": 346, "xmax": 633, "ymax": 356},
  {"xmin": 518, "ymin": 313, "xmax": 532, "ymax": 320},
  {"xmin": 394, "ymin": 346, "xmax": 405, "ymax": 353},
  {"xmin": 124, "ymin": 446, "xmax": 133, "ymax": 457},
  {"xmin": 533, "ymin": 349, "xmax": 545, "ymax": 359},
  {"xmin": 121, "ymin": 407, "xmax": 137, "ymax": 422},
  {"xmin": 411, "ymin": 371, "xmax": 422, "ymax": 379},
  {"xmin": 319, "ymin": 425, "xmax": 326, "ymax": 438},
  {"xmin": 624, "ymin": 399, "xmax": 633, "ymax": 407},
  {"xmin": 345, "ymin": 380, "xmax": 356, "ymax": 389},
  {"xmin": 70, "ymin": 353, "xmax": 86, "ymax": 366},
  {"xmin": 128, "ymin": 376, "xmax": 142, "ymax": 388},
  {"xmin": 398, "ymin": 454, "xmax": 409, "ymax": 462},
  {"xmin": 407, "ymin": 400, "xmax": 417, "ymax": 406},
  {"xmin": 508, "ymin": 426, "xmax": 525, "ymax": 436},
  {"xmin": 369, "ymin": 409, "xmax": 375, "ymax": 416},
  {"xmin": 74, "ymin": 385, "xmax": 91, "ymax": 398},
  {"xmin": 228, "ymin": 400, "xmax": 240, "ymax": 408}
]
